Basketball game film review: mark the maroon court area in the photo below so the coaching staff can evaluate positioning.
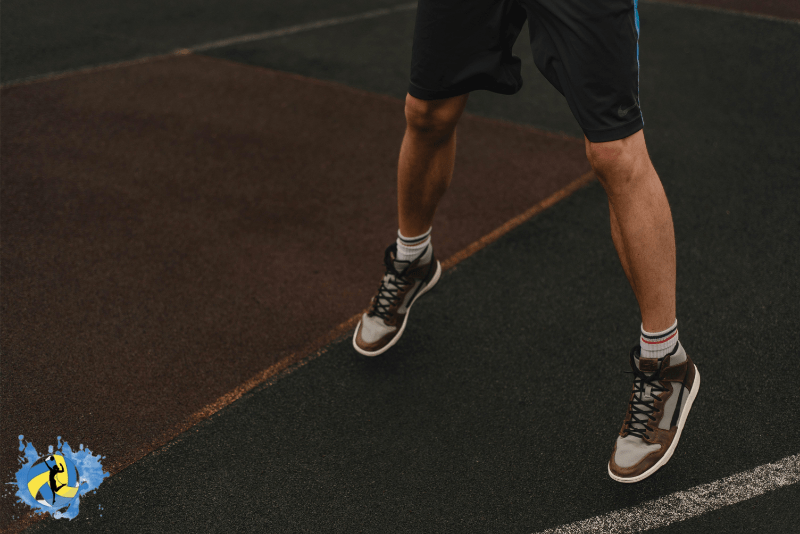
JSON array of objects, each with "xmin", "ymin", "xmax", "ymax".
[{"xmin": 1, "ymin": 54, "xmax": 591, "ymax": 523}]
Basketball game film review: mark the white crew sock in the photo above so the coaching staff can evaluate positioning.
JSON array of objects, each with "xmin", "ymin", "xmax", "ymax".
[
  {"xmin": 396, "ymin": 227, "xmax": 432, "ymax": 262},
  {"xmin": 640, "ymin": 319, "xmax": 679, "ymax": 359}
]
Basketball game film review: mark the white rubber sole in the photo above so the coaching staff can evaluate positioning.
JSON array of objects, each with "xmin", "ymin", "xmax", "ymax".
[
  {"xmin": 352, "ymin": 260, "xmax": 442, "ymax": 357},
  {"xmin": 608, "ymin": 365, "xmax": 701, "ymax": 483}
]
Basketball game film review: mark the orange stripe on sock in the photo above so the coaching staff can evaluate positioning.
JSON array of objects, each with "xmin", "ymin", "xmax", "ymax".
[{"xmin": 640, "ymin": 331, "xmax": 678, "ymax": 344}]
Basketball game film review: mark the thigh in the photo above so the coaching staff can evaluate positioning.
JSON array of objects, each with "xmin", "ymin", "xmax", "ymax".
[
  {"xmin": 409, "ymin": 0, "xmax": 528, "ymax": 100},
  {"xmin": 524, "ymin": 0, "xmax": 643, "ymax": 142}
]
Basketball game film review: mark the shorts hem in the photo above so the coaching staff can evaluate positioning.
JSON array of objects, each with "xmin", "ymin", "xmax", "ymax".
[
  {"xmin": 583, "ymin": 117, "xmax": 644, "ymax": 143},
  {"xmin": 408, "ymin": 80, "xmax": 522, "ymax": 101}
]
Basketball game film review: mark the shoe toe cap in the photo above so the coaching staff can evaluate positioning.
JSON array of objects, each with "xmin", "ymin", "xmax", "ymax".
[
  {"xmin": 356, "ymin": 313, "xmax": 396, "ymax": 346},
  {"xmin": 613, "ymin": 435, "xmax": 662, "ymax": 469}
]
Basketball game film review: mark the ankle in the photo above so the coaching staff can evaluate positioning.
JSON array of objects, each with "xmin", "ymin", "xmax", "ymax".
[{"xmin": 396, "ymin": 227, "xmax": 432, "ymax": 262}]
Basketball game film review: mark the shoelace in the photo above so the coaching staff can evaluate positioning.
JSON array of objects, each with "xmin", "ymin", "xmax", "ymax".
[
  {"xmin": 368, "ymin": 247, "xmax": 412, "ymax": 321},
  {"xmin": 623, "ymin": 346, "xmax": 669, "ymax": 440}
]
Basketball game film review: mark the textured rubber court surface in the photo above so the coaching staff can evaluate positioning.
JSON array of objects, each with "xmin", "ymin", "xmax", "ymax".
[
  {"xmin": 2, "ymin": 53, "xmax": 590, "ymax": 513},
  {"xmin": 2, "ymin": 0, "xmax": 799, "ymax": 532}
]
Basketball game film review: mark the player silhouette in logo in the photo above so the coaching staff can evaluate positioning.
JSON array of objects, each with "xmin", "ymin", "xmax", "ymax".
[{"xmin": 43, "ymin": 456, "xmax": 66, "ymax": 505}]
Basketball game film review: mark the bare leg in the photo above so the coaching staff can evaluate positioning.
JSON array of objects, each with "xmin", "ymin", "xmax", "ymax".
[
  {"xmin": 586, "ymin": 130, "xmax": 676, "ymax": 332},
  {"xmin": 608, "ymin": 197, "xmax": 635, "ymax": 292},
  {"xmin": 398, "ymin": 93, "xmax": 469, "ymax": 238}
]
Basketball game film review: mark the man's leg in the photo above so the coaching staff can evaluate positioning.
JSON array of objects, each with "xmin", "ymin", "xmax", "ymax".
[
  {"xmin": 591, "ymin": 130, "xmax": 700, "ymax": 483},
  {"xmin": 353, "ymin": 92, "xmax": 468, "ymax": 357},
  {"xmin": 585, "ymin": 129, "xmax": 675, "ymax": 332},
  {"xmin": 398, "ymin": 93, "xmax": 469, "ymax": 238}
]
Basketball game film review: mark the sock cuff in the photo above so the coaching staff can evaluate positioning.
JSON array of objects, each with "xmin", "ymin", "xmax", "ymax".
[
  {"xmin": 641, "ymin": 319, "xmax": 678, "ymax": 343},
  {"xmin": 396, "ymin": 233, "xmax": 431, "ymax": 262},
  {"xmin": 398, "ymin": 227, "xmax": 432, "ymax": 246},
  {"xmin": 640, "ymin": 319, "xmax": 679, "ymax": 359}
]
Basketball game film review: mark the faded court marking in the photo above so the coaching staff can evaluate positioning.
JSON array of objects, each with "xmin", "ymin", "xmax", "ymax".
[
  {"xmin": 535, "ymin": 453, "xmax": 800, "ymax": 534},
  {"xmin": 6, "ymin": 0, "xmax": 795, "ymax": 87},
  {"xmin": 2, "ymin": 3, "xmax": 417, "ymax": 87},
  {"xmin": 186, "ymin": 2, "xmax": 417, "ymax": 52}
]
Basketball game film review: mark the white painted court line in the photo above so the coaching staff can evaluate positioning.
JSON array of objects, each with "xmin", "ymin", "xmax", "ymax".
[
  {"xmin": 187, "ymin": 2, "xmax": 417, "ymax": 52},
  {"xmin": 1, "ymin": 3, "xmax": 418, "ymax": 87},
  {"xmin": 535, "ymin": 453, "xmax": 800, "ymax": 534}
]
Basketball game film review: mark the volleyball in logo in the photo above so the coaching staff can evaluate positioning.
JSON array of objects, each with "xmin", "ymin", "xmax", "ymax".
[{"xmin": 26, "ymin": 454, "xmax": 80, "ymax": 509}]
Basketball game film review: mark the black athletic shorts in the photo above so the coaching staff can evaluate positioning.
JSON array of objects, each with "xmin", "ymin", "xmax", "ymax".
[{"xmin": 408, "ymin": 0, "xmax": 643, "ymax": 142}]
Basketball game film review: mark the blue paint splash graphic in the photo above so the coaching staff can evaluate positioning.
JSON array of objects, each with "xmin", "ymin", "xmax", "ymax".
[{"xmin": 10, "ymin": 435, "xmax": 109, "ymax": 520}]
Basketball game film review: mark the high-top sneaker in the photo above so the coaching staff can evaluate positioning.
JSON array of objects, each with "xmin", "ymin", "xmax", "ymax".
[
  {"xmin": 353, "ymin": 242, "xmax": 441, "ymax": 357},
  {"xmin": 608, "ymin": 342, "xmax": 700, "ymax": 483}
]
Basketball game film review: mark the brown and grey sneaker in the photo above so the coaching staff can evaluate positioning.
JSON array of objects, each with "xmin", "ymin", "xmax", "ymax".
[
  {"xmin": 353, "ymin": 242, "xmax": 441, "ymax": 357},
  {"xmin": 608, "ymin": 342, "xmax": 700, "ymax": 483}
]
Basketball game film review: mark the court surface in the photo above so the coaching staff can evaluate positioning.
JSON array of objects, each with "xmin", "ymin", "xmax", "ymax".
[{"xmin": 2, "ymin": 0, "xmax": 799, "ymax": 532}]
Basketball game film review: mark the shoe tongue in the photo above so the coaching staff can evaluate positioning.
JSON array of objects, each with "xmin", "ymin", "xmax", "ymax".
[
  {"xmin": 628, "ymin": 353, "xmax": 663, "ymax": 431},
  {"xmin": 638, "ymin": 381, "xmax": 656, "ymax": 403},
  {"xmin": 629, "ymin": 385, "xmax": 655, "ymax": 433},
  {"xmin": 393, "ymin": 258, "xmax": 412, "ymax": 273},
  {"xmin": 638, "ymin": 357, "xmax": 659, "ymax": 373},
  {"xmin": 373, "ymin": 257, "xmax": 409, "ymax": 309}
]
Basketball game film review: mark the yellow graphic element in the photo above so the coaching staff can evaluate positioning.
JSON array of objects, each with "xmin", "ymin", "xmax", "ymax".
[{"xmin": 27, "ymin": 455, "xmax": 79, "ymax": 502}]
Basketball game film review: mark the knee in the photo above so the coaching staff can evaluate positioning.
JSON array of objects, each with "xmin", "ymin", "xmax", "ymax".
[
  {"xmin": 585, "ymin": 132, "xmax": 646, "ymax": 190},
  {"xmin": 404, "ymin": 94, "xmax": 464, "ymax": 143}
]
